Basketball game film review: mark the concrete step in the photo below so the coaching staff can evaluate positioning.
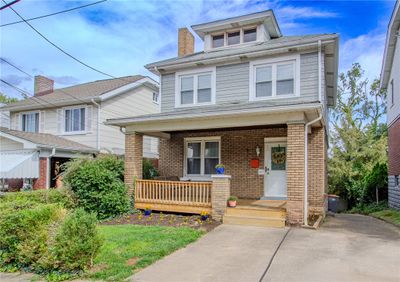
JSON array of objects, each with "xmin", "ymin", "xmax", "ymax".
[
  {"xmin": 223, "ymin": 214, "xmax": 286, "ymax": 228},
  {"xmin": 225, "ymin": 206, "xmax": 286, "ymax": 218}
]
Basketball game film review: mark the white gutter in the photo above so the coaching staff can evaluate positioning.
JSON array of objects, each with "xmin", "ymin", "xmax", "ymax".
[
  {"xmin": 318, "ymin": 40, "xmax": 322, "ymax": 102},
  {"xmin": 91, "ymin": 99, "xmax": 101, "ymax": 150},
  {"xmin": 46, "ymin": 147, "xmax": 56, "ymax": 189}
]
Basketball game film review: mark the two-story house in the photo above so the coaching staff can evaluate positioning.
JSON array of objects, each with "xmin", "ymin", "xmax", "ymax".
[
  {"xmin": 107, "ymin": 10, "xmax": 339, "ymax": 226},
  {"xmin": 0, "ymin": 75, "xmax": 160, "ymax": 190},
  {"xmin": 381, "ymin": 0, "xmax": 400, "ymax": 210}
]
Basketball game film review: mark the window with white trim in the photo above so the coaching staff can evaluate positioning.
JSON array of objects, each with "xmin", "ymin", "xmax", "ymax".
[
  {"xmin": 185, "ymin": 138, "xmax": 220, "ymax": 176},
  {"xmin": 64, "ymin": 107, "xmax": 85, "ymax": 132},
  {"xmin": 177, "ymin": 70, "xmax": 214, "ymax": 106},
  {"xmin": 252, "ymin": 59, "xmax": 297, "ymax": 99},
  {"xmin": 153, "ymin": 92, "xmax": 159, "ymax": 103},
  {"xmin": 391, "ymin": 79, "xmax": 394, "ymax": 106},
  {"xmin": 21, "ymin": 112, "xmax": 39, "ymax": 132},
  {"xmin": 211, "ymin": 27, "xmax": 257, "ymax": 49}
]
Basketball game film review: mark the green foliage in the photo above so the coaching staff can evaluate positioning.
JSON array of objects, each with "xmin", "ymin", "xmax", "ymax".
[
  {"xmin": 0, "ymin": 93, "xmax": 19, "ymax": 104},
  {"xmin": 143, "ymin": 159, "xmax": 159, "ymax": 179},
  {"xmin": 52, "ymin": 208, "xmax": 102, "ymax": 271},
  {"xmin": 349, "ymin": 201, "xmax": 388, "ymax": 214},
  {"xmin": 63, "ymin": 155, "xmax": 129, "ymax": 219},
  {"xmin": 329, "ymin": 63, "xmax": 388, "ymax": 207}
]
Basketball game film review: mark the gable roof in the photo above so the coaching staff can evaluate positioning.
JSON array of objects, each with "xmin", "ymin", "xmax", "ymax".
[
  {"xmin": 0, "ymin": 127, "xmax": 97, "ymax": 153},
  {"xmin": 380, "ymin": 0, "xmax": 400, "ymax": 89},
  {"xmin": 2, "ymin": 75, "xmax": 159, "ymax": 112}
]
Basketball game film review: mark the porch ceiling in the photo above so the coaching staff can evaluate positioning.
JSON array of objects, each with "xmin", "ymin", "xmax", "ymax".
[{"xmin": 115, "ymin": 103, "xmax": 322, "ymax": 137}]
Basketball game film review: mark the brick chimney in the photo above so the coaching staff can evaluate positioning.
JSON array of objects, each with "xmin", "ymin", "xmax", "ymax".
[
  {"xmin": 178, "ymin": 28, "xmax": 194, "ymax": 57},
  {"xmin": 34, "ymin": 75, "xmax": 54, "ymax": 96}
]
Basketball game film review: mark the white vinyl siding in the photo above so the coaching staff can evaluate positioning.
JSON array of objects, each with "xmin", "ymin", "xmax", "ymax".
[{"xmin": 184, "ymin": 137, "xmax": 220, "ymax": 177}]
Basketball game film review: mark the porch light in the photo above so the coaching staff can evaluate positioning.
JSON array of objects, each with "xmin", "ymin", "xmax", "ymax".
[{"xmin": 256, "ymin": 145, "xmax": 261, "ymax": 157}]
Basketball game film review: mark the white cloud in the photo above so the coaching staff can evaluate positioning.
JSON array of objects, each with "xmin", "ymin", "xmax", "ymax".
[{"xmin": 276, "ymin": 6, "xmax": 339, "ymax": 20}]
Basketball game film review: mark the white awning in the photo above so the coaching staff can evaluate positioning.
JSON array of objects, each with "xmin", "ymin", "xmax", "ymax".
[{"xmin": 0, "ymin": 151, "xmax": 39, "ymax": 179}]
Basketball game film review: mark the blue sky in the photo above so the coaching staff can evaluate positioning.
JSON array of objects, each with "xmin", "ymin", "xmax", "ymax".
[{"xmin": 0, "ymin": 0, "xmax": 396, "ymax": 99}]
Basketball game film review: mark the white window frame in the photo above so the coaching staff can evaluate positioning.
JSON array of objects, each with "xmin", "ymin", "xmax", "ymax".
[
  {"xmin": 175, "ymin": 67, "xmax": 216, "ymax": 108},
  {"xmin": 62, "ymin": 105, "xmax": 87, "ymax": 135},
  {"xmin": 249, "ymin": 55, "xmax": 301, "ymax": 101},
  {"xmin": 20, "ymin": 111, "xmax": 40, "ymax": 133},
  {"xmin": 183, "ymin": 136, "xmax": 221, "ymax": 178},
  {"xmin": 390, "ymin": 79, "xmax": 394, "ymax": 107},
  {"xmin": 152, "ymin": 92, "xmax": 160, "ymax": 104},
  {"xmin": 210, "ymin": 26, "xmax": 258, "ymax": 50}
]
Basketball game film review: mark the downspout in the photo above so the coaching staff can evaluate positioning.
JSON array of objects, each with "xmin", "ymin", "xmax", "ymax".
[
  {"xmin": 91, "ymin": 99, "xmax": 101, "ymax": 150},
  {"xmin": 304, "ymin": 40, "xmax": 323, "ymax": 226},
  {"xmin": 46, "ymin": 147, "xmax": 56, "ymax": 189}
]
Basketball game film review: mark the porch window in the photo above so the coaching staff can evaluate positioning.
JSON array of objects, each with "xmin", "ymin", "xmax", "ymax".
[
  {"xmin": 185, "ymin": 137, "xmax": 220, "ymax": 176},
  {"xmin": 251, "ymin": 58, "xmax": 298, "ymax": 100},
  {"xmin": 64, "ymin": 107, "xmax": 85, "ymax": 132},
  {"xmin": 176, "ymin": 69, "xmax": 215, "ymax": 107},
  {"xmin": 21, "ymin": 112, "xmax": 39, "ymax": 132}
]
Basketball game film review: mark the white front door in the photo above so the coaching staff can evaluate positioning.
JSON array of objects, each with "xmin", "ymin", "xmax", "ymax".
[{"xmin": 264, "ymin": 141, "xmax": 287, "ymax": 198}]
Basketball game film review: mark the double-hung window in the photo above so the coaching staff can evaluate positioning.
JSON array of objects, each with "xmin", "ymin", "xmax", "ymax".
[
  {"xmin": 21, "ymin": 112, "xmax": 39, "ymax": 132},
  {"xmin": 153, "ymin": 92, "xmax": 159, "ymax": 103},
  {"xmin": 185, "ymin": 137, "xmax": 220, "ymax": 176},
  {"xmin": 177, "ymin": 69, "xmax": 215, "ymax": 107},
  {"xmin": 64, "ymin": 107, "xmax": 85, "ymax": 133},
  {"xmin": 251, "ymin": 57, "xmax": 298, "ymax": 100}
]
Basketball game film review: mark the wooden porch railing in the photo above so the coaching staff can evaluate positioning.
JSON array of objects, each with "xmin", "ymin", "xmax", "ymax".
[{"xmin": 134, "ymin": 179, "xmax": 212, "ymax": 214}]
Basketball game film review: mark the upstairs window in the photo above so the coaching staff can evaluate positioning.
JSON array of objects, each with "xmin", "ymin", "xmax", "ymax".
[
  {"xmin": 21, "ymin": 112, "xmax": 39, "ymax": 132},
  {"xmin": 176, "ymin": 69, "xmax": 215, "ymax": 107},
  {"xmin": 250, "ymin": 57, "xmax": 299, "ymax": 100},
  {"xmin": 153, "ymin": 92, "xmax": 159, "ymax": 103},
  {"xmin": 64, "ymin": 107, "xmax": 85, "ymax": 132},
  {"xmin": 391, "ymin": 79, "xmax": 394, "ymax": 106},
  {"xmin": 212, "ymin": 34, "xmax": 224, "ymax": 48},
  {"xmin": 227, "ymin": 31, "xmax": 240, "ymax": 45},
  {"xmin": 243, "ymin": 28, "xmax": 257, "ymax": 42}
]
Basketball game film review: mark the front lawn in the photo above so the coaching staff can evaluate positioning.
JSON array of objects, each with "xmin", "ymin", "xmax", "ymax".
[
  {"xmin": 87, "ymin": 225, "xmax": 204, "ymax": 281},
  {"xmin": 371, "ymin": 209, "xmax": 400, "ymax": 227},
  {"xmin": 349, "ymin": 201, "xmax": 400, "ymax": 227}
]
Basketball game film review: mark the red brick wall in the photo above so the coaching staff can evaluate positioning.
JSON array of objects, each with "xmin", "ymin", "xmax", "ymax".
[
  {"xmin": 159, "ymin": 127, "xmax": 287, "ymax": 199},
  {"xmin": 389, "ymin": 117, "xmax": 400, "ymax": 176},
  {"xmin": 33, "ymin": 158, "xmax": 47, "ymax": 190}
]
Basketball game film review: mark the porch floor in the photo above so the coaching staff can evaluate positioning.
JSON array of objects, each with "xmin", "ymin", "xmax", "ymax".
[{"xmin": 237, "ymin": 199, "xmax": 287, "ymax": 211}]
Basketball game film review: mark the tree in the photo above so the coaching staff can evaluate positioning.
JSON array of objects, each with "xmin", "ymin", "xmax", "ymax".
[
  {"xmin": 328, "ymin": 63, "xmax": 387, "ymax": 207},
  {"xmin": 0, "ymin": 92, "xmax": 19, "ymax": 104}
]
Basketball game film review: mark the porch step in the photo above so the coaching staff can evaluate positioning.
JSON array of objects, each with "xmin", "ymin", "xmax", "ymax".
[
  {"xmin": 223, "ymin": 214, "xmax": 286, "ymax": 228},
  {"xmin": 225, "ymin": 206, "xmax": 286, "ymax": 218}
]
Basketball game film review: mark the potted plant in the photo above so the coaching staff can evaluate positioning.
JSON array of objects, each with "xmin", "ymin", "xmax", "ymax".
[
  {"xmin": 227, "ymin": 196, "xmax": 238, "ymax": 207},
  {"xmin": 215, "ymin": 164, "xmax": 225, "ymax": 174},
  {"xmin": 144, "ymin": 205, "xmax": 152, "ymax": 216},
  {"xmin": 200, "ymin": 210, "xmax": 209, "ymax": 221}
]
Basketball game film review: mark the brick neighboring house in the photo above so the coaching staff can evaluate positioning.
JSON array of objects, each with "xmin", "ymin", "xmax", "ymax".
[
  {"xmin": 381, "ymin": 1, "xmax": 400, "ymax": 210},
  {"xmin": 0, "ymin": 75, "xmax": 160, "ymax": 190},
  {"xmin": 107, "ymin": 10, "xmax": 339, "ymax": 225}
]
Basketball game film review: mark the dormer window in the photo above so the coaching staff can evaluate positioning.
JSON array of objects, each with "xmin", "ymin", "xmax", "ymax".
[
  {"xmin": 227, "ymin": 31, "xmax": 240, "ymax": 45},
  {"xmin": 212, "ymin": 34, "xmax": 224, "ymax": 48},
  {"xmin": 243, "ymin": 28, "xmax": 257, "ymax": 42}
]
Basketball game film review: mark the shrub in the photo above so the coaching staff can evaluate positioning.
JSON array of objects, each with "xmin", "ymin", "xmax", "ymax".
[
  {"xmin": 52, "ymin": 208, "xmax": 102, "ymax": 271},
  {"xmin": 63, "ymin": 156, "xmax": 129, "ymax": 219},
  {"xmin": 143, "ymin": 159, "xmax": 159, "ymax": 179},
  {"xmin": 0, "ymin": 189, "xmax": 76, "ymax": 210}
]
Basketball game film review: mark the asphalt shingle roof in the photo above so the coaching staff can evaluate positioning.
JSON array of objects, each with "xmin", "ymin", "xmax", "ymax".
[
  {"xmin": 0, "ymin": 127, "xmax": 97, "ymax": 153},
  {"xmin": 2, "ymin": 75, "xmax": 145, "ymax": 111}
]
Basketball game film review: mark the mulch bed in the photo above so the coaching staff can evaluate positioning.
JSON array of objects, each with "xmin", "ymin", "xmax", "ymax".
[{"xmin": 102, "ymin": 211, "xmax": 221, "ymax": 232}]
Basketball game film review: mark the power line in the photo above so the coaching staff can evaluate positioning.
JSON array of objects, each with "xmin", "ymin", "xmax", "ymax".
[
  {"xmin": 1, "ymin": 0, "xmax": 107, "ymax": 27},
  {"xmin": 2, "ymin": 0, "xmax": 118, "ymax": 79},
  {"xmin": 1, "ymin": 57, "xmax": 33, "ymax": 78},
  {"xmin": 0, "ymin": 78, "xmax": 30, "ymax": 98},
  {"xmin": 0, "ymin": 0, "xmax": 19, "ymax": 10}
]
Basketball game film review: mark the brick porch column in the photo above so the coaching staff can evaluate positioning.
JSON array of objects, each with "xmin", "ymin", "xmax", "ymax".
[
  {"xmin": 286, "ymin": 123, "xmax": 305, "ymax": 225},
  {"xmin": 211, "ymin": 175, "xmax": 231, "ymax": 221},
  {"xmin": 125, "ymin": 132, "xmax": 143, "ymax": 197}
]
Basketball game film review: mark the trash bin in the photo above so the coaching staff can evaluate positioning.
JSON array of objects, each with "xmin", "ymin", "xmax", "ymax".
[{"xmin": 328, "ymin": 194, "xmax": 340, "ymax": 212}]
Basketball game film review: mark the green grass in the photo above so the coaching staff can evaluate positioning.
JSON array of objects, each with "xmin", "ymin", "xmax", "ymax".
[
  {"xmin": 87, "ymin": 225, "xmax": 204, "ymax": 281},
  {"xmin": 371, "ymin": 209, "xmax": 400, "ymax": 227}
]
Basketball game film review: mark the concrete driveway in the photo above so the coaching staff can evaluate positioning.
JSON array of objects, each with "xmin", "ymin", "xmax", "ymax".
[{"xmin": 131, "ymin": 214, "xmax": 400, "ymax": 282}]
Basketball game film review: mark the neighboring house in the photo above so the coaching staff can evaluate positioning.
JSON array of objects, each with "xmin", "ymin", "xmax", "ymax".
[
  {"xmin": 0, "ymin": 75, "xmax": 160, "ymax": 189},
  {"xmin": 0, "ymin": 127, "xmax": 97, "ymax": 190},
  {"xmin": 107, "ymin": 10, "xmax": 339, "ymax": 226},
  {"xmin": 381, "ymin": 0, "xmax": 400, "ymax": 210},
  {"xmin": 0, "ymin": 103, "xmax": 10, "ymax": 128}
]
